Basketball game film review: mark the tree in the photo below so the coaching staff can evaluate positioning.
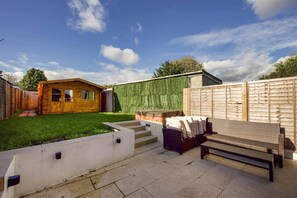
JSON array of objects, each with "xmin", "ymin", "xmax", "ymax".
[
  {"xmin": 260, "ymin": 56, "xmax": 297, "ymax": 80},
  {"xmin": 19, "ymin": 68, "xmax": 47, "ymax": 91},
  {"xmin": 153, "ymin": 56, "xmax": 203, "ymax": 78},
  {"xmin": 4, "ymin": 73, "xmax": 18, "ymax": 85}
]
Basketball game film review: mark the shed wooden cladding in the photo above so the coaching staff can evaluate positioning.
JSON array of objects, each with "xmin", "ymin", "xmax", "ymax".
[
  {"xmin": 183, "ymin": 76, "xmax": 297, "ymax": 146},
  {"xmin": 38, "ymin": 78, "xmax": 105, "ymax": 114}
]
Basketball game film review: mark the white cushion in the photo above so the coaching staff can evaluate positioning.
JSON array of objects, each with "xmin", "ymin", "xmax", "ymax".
[
  {"xmin": 192, "ymin": 116, "xmax": 207, "ymax": 132},
  {"xmin": 166, "ymin": 117, "xmax": 182, "ymax": 129},
  {"xmin": 183, "ymin": 120, "xmax": 193, "ymax": 138},
  {"xmin": 179, "ymin": 120, "xmax": 188, "ymax": 139},
  {"xmin": 190, "ymin": 120, "xmax": 199, "ymax": 136}
]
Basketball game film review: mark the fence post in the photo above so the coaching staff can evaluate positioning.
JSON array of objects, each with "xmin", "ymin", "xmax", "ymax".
[
  {"xmin": 183, "ymin": 88, "xmax": 190, "ymax": 116},
  {"xmin": 242, "ymin": 82, "xmax": 248, "ymax": 121}
]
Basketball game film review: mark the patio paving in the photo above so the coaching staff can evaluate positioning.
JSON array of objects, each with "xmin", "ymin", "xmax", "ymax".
[
  {"xmin": 19, "ymin": 110, "xmax": 37, "ymax": 117},
  {"xmin": 25, "ymin": 143, "xmax": 297, "ymax": 198}
]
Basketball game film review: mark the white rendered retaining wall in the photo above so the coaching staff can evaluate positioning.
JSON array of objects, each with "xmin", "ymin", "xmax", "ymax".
[
  {"xmin": 0, "ymin": 155, "xmax": 15, "ymax": 198},
  {"xmin": 0, "ymin": 129, "xmax": 134, "ymax": 197}
]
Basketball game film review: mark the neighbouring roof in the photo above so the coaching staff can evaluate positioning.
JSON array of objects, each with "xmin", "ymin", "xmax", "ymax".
[
  {"xmin": 39, "ymin": 78, "xmax": 105, "ymax": 89},
  {"xmin": 114, "ymin": 69, "xmax": 222, "ymax": 86}
]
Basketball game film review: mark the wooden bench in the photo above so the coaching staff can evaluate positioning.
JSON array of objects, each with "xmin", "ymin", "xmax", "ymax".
[
  {"xmin": 206, "ymin": 118, "xmax": 284, "ymax": 168},
  {"xmin": 201, "ymin": 141, "xmax": 274, "ymax": 182}
]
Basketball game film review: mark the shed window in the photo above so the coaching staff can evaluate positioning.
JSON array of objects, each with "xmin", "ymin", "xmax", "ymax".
[
  {"xmin": 65, "ymin": 90, "xmax": 74, "ymax": 102},
  {"xmin": 52, "ymin": 89, "xmax": 61, "ymax": 102},
  {"xmin": 82, "ymin": 90, "xmax": 95, "ymax": 100}
]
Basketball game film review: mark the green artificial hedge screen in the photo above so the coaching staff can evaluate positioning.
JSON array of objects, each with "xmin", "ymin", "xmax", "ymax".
[{"xmin": 113, "ymin": 76, "xmax": 189, "ymax": 113}]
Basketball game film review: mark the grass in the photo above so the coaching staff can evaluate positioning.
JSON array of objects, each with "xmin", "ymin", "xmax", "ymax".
[{"xmin": 0, "ymin": 112, "xmax": 134, "ymax": 151}]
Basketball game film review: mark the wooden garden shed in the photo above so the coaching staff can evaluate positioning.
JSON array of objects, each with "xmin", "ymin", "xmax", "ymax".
[{"xmin": 38, "ymin": 78, "xmax": 105, "ymax": 114}]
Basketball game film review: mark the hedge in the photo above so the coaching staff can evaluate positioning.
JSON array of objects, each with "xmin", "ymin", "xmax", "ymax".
[{"xmin": 113, "ymin": 76, "xmax": 188, "ymax": 113}]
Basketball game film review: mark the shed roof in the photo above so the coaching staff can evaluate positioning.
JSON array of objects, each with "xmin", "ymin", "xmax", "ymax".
[
  {"xmin": 114, "ymin": 69, "xmax": 222, "ymax": 86},
  {"xmin": 39, "ymin": 78, "xmax": 105, "ymax": 89}
]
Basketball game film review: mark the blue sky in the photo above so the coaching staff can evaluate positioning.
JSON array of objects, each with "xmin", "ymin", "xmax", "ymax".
[{"xmin": 1, "ymin": 0, "xmax": 297, "ymax": 84}]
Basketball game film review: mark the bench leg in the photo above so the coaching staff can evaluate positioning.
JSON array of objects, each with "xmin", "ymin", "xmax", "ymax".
[
  {"xmin": 201, "ymin": 146, "xmax": 204, "ymax": 159},
  {"xmin": 279, "ymin": 156, "xmax": 283, "ymax": 168},
  {"xmin": 269, "ymin": 162, "xmax": 274, "ymax": 182}
]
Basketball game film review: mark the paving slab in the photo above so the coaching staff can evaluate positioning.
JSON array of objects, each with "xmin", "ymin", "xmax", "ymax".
[
  {"xmin": 153, "ymin": 150, "xmax": 180, "ymax": 161},
  {"xmin": 172, "ymin": 179, "xmax": 222, "ymax": 198},
  {"xmin": 116, "ymin": 170, "xmax": 156, "ymax": 196},
  {"xmin": 230, "ymin": 170, "xmax": 297, "ymax": 198},
  {"xmin": 145, "ymin": 162, "xmax": 178, "ymax": 179},
  {"xmin": 165, "ymin": 154, "xmax": 196, "ymax": 167},
  {"xmin": 104, "ymin": 158, "xmax": 131, "ymax": 171},
  {"xmin": 190, "ymin": 157, "xmax": 218, "ymax": 172},
  {"xmin": 91, "ymin": 166, "xmax": 130, "ymax": 189},
  {"xmin": 125, "ymin": 156, "xmax": 156, "ymax": 174},
  {"xmin": 145, "ymin": 165, "xmax": 205, "ymax": 198},
  {"xmin": 79, "ymin": 183, "xmax": 123, "ymax": 198},
  {"xmin": 45, "ymin": 178, "xmax": 94, "ymax": 198},
  {"xmin": 200, "ymin": 163, "xmax": 241, "ymax": 190},
  {"xmin": 125, "ymin": 188, "xmax": 153, "ymax": 198}
]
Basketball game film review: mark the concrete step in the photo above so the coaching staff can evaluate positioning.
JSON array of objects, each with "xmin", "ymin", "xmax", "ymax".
[
  {"xmin": 115, "ymin": 120, "xmax": 140, "ymax": 127},
  {"xmin": 128, "ymin": 125, "xmax": 145, "ymax": 132},
  {"xmin": 135, "ymin": 142, "xmax": 162, "ymax": 155},
  {"xmin": 135, "ymin": 136, "xmax": 158, "ymax": 148},
  {"xmin": 135, "ymin": 130, "xmax": 151, "ymax": 139}
]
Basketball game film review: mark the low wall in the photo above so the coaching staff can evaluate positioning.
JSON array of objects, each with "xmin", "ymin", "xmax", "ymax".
[
  {"xmin": 0, "ymin": 155, "xmax": 15, "ymax": 198},
  {"xmin": 0, "ymin": 130, "xmax": 134, "ymax": 197}
]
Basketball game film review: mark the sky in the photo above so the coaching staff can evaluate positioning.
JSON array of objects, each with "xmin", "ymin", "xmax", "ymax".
[{"xmin": 1, "ymin": 0, "xmax": 297, "ymax": 85}]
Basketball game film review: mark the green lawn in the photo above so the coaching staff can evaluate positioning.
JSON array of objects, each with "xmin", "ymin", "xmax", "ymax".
[{"xmin": 0, "ymin": 112, "xmax": 134, "ymax": 151}]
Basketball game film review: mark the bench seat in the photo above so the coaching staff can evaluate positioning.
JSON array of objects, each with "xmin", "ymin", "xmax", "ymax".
[
  {"xmin": 201, "ymin": 141, "xmax": 274, "ymax": 181},
  {"xmin": 206, "ymin": 118, "xmax": 284, "ymax": 168},
  {"xmin": 207, "ymin": 134, "xmax": 279, "ymax": 155}
]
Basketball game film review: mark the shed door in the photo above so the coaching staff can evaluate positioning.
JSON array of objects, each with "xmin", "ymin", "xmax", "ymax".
[
  {"xmin": 50, "ymin": 88, "xmax": 74, "ymax": 113},
  {"xmin": 51, "ymin": 88, "xmax": 62, "ymax": 113},
  {"xmin": 63, "ymin": 89, "xmax": 74, "ymax": 113}
]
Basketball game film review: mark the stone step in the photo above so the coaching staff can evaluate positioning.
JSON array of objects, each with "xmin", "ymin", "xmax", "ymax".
[
  {"xmin": 135, "ymin": 142, "xmax": 162, "ymax": 155},
  {"xmin": 128, "ymin": 125, "xmax": 146, "ymax": 132},
  {"xmin": 135, "ymin": 136, "xmax": 158, "ymax": 148},
  {"xmin": 115, "ymin": 120, "xmax": 140, "ymax": 127},
  {"xmin": 135, "ymin": 130, "xmax": 151, "ymax": 139}
]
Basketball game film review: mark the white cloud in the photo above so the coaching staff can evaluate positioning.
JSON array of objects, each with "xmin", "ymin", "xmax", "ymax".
[
  {"xmin": 98, "ymin": 62, "xmax": 151, "ymax": 84},
  {"xmin": 130, "ymin": 23, "xmax": 142, "ymax": 33},
  {"xmin": 42, "ymin": 63, "xmax": 151, "ymax": 85},
  {"xmin": 48, "ymin": 61, "xmax": 60, "ymax": 66},
  {"xmin": 276, "ymin": 55, "xmax": 291, "ymax": 63},
  {"xmin": 67, "ymin": 0, "xmax": 105, "ymax": 33},
  {"xmin": 100, "ymin": 62, "xmax": 119, "ymax": 72},
  {"xmin": 0, "ymin": 61, "xmax": 24, "ymax": 72},
  {"xmin": 18, "ymin": 53, "xmax": 28, "ymax": 64},
  {"xmin": 171, "ymin": 17, "xmax": 297, "ymax": 54},
  {"xmin": 204, "ymin": 59, "xmax": 236, "ymax": 71},
  {"xmin": 246, "ymin": 0, "xmax": 297, "ymax": 19},
  {"xmin": 134, "ymin": 37, "xmax": 139, "ymax": 45},
  {"xmin": 100, "ymin": 45, "xmax": 140, "ymax": 65},
  {"xmin": 171, "ymin": 17, "xmax": 297, "ymax": 82},
  {"xmin": 4, "ymin": 71, "xmax": 25, "ymax": 81},
  {"xmin": 203, "ymin": 52, "xmax": 274, "ymax": 82}
]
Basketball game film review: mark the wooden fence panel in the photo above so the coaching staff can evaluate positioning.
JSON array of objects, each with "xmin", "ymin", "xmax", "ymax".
[
  {"xmin": 200, "ymin": 87, "xmax": 212, "ymax": 117},
  {"xmin": 0, "ymin": 78, "xmax": 38, "ymax": 120},
  {"xmin": 227, "ymin": 84, "xmax": 242, "ymax": 121},
  {"xmin": 186, "ymin": 77, "xmax": 297, "ymax": 146},
  {"xmin": 0, "ymin": 78, "xmax": 5, "ymax": 120},
  {"xmin": 213, "ymin": 86, "xmax": 227, "ymax": 119},
  {"xmin": 22, "ymin": 91, "xmax": 38, "ymax": 110}
]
